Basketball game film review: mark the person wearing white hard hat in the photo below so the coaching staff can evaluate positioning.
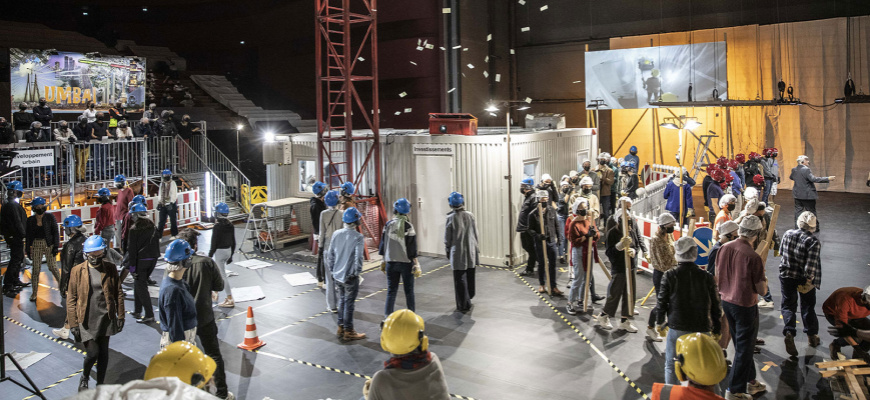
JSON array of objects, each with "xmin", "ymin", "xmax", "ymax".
[
  {"xmin": 713, "ymin": 194, "xmax": 737, "ymax": 241},
  {"xmin": 597, "ymin": 197, "xmax": 645, "ymax": 332},
  {"xmin": 556, "ymin": 179, "xmax": 572, "ymax": 264},
  {"xmin": 579, "ymin": 160, "xmax": 601, "ymax": 198},
  {"xmin": 538, "ymin": 173, "xmax": 559, "ymax": 208},
  {"xmin": 578, "ymin": 176, "xmax": 601, "ymax": 222},
  {"xmin": 714, "ymin": 215, "xmax": 768, "ymax": 399},
  {"xmin": 823, "ymin": 286, "xmax": 870, "ymax": 362},
  {"xmin": 645, "ymin": 213, "xmax": 678, "ymax": 342},
  {"xmin": 526, "ymin": 190, "xmax": 562, "ymax": 295},
  {"xmin": 596, "ymin": 153, "xmax": 615, "ymax": 224},
  {"xmin": 709, "ymin": 220, "xmax": 739, "ymax": 351},
  {"xmin": 655, "ymin": 236, "xmax": 723, "ymax": 385},
  {"xmin": 777, "ymin": 211, "xmax": 823, "ymax": 357}
]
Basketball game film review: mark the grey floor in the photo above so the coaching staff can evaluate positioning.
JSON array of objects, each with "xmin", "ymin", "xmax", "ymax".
[{"xmin": 2, "ymin": 189, "xmax": 869, "ymax": 399}]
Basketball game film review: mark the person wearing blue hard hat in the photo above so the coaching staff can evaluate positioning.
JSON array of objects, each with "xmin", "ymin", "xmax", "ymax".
[
  {"xmin": 52, "ymin": 215, "xmax": 88, "ymax": 340},
  {"xmin": 445, "ymin": 192, "xmax": 479, "ymax": 312},
  {"xmin": 327, "ymin": 207, "xmax": 367, "ymax": 342},
  {"xmin": 618, "ymin": 160, "xmax": 640, "ymax": 200},
  {"xmin": 94, "ymin": 187, "xmax": 116, "ymax": 251},
  {"xmin": 310, "ymin": 181, "xmax": 329, "ymax": 286},
  {"xmin": 625, "ymin": 145, "xmax": 640, "ymax": 172},
  {"xmin": 379, "ymin": 198, "xmax": 419, "ymax": 318},
  {"xmin": 67, "ymin": 235, "xmax": 125, "ymax": 391},
  {"xmin": 158, "ymin": 168, "xmax": 180, "ymax": 238},
  {"xmin": 158, "ymin": 239, "xmax": 198, "ymax": 349},
  {"xmin": 209, "ymin": 202, "xmax": 237, "ymax": 308},
  {"xmin": 339, "ymin": 181, "xmax": 356, "ymax": 209},
  {"xmin": 517, "ymin": 176, "xmax": 539, "ymax": 277},
  {"xmin": 25, "ymin": 196, "xmax": 61, "ymax": 302},
  {"xmin": 126, "ymin": 202, "xmax": 160, "ymax": 324},
  {"xmin": 120, "ymin": 194, "xmax": 148, "ymax": 259},
  {"xmin": 318, "ymin": 190, "xmax": 343, "ymax": 311},
  {"xmin": 1, "ymin": 181, "xmax": 28, "ymax": 297}
]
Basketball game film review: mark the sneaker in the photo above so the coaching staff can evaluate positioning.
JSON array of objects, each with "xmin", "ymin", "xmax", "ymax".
[
  {"xmin": 784, "ymin": 332, "xmax": 798, "ymax": 356},
  {"xmin": 53, "ymin": 327, "xmax": 70, "ymax": 340},
  {"xmin": 725, "ymin": 391, "xmax": 752, "ymax": 400},
  {"xmin": 342, "ymin": 329, "xmax": 367, "ymax": 342},
  {"xmin": 317, "ymin": 281, "xmax": 324, "ymax": 289},
  {"xmin": 596, "ymin": 314, "xmax": 613, "ymax": 330},
  {"xmin": 336, "ymin": 326, "xmax": 345, "ymax": 338},
  {"xmin": 633, "ymin": 309, "xmax": 639, "ymax": 316},
  {"xmin": 830, "ymin": 342, "xmax": 842, "ymax": 360},
  {"xmin": 747, "ymin": 380, "xmax": 767, "ymax": 395},
  {"xmin": 520, "ymin": 269, "xmax": 535, "ymax": 277},
  {"xmin": 618, "ymin": 320, "xmax": 638, "ymax": 333},
  {"xmin": 808, "ymin": 334, "xmax": 820, "ymax": 348},
  {"xmin": 217, "ymin": 299, "xmax": 235, "ymax": 308},
  {"xmin": 223, "ymin": 392, "xmax": 235, "ymax": 400},
  {"xmin": 646, "ymin": 327, "xmax": 662, "ymax": 342},
  {"xmin": 136, "ymin": 317, "xmax": 155, "ymax": 324},
  {"xmin": 566, "ymin": 302, "xmax": 578, "ymax": 315},
  {"xmin": 78, "ymin": 376, "xmax": 89, "ymax": 392},
  {"xmin": 130, "ymin": 313, "xmax": 142, "ymax": 320},
  {"xmin": 758, "ymin": 300, "xmax": 774, "ymax": 309}
]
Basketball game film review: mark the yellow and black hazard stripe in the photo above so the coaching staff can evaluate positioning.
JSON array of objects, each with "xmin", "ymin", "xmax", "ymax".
[
  {"xmin": 22, "ymin": 369, "xmax": 84, "ymax": 400},
  {"xmin": 243, "ymin": 253, "xmax": 316, "ymax": 270},
  {"xmin": 3, "ymin": 316, "xmax": 86, "ymax": 355},
  {"xmin": 514, "ymin": 272, "xmax": 650, "ymax": 399}
]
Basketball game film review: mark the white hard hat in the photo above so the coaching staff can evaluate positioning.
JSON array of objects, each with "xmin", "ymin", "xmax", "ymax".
[
  {"xmin": 569, "ymin": 170, "xmax": 579, "ymax": 177},
  {"xmin": 542, "ymin": 173, "xmax": 553, "ymax": 182},
  {"xmin": 797, "ymin": 211, "xmax": 817, "ymax": 230},
  {"xmin": 657, "ymin": 213, "xmax": 677, "ymax": 226},
  {"xmin": 719, "ymin": 194, "xmax": 737, "ymax": 208},
  {"xmin": 580, "ymin": 176, "xmax": 594, "ymax": 186},
  {"xmin": 572, "ymin": 197, "xmax": 589, "ymax": 214},
  {"xmin": 738, "ymin": 215, "xmax": 763, "ymax": 233},
  {"xmin": 535, "ymin": 190, "xmax": 549, "ymax": 199},
  {"xmin": 744, "ymin": 187, "xmax": 758, "ymax": 200},
  {"xmin": 674, "ymin": 236, "xmax": 698, "ymax": 262},
  {"xmin": 717, "ymin": 220, "xmax": 739, "ymax": 235},
  {"xmin": 617, "ymin": 196, "xmax": 633, "ymax": 207}
]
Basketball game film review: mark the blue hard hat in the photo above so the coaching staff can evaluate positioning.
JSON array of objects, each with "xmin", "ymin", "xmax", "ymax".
[
  {"xmin": 393, "ymin": 198, "xmax": 411, "ymax": 214},
  {"xmin": 97, "ymin": 188, "xmax": 111, "ymax": 197},
  {"xmin": 6, "ymin": 181, "xmax": 22, "ymax": 191},
  {"xmin": 324, "ymin": 190, "xmax": 340, "ymax": 207},
  {"xmin": 521, "ymin": 178, "xmax": 534, "ymax": 186},
  {"xmin": 630, "ymin": 145, "xmax": 638, "ymax": 152},
  {"xmin": 31, "ymin": 196, "xmax": 46, "ymax": 206},
  {"xmin": 340, "ymin": 182, "xmax": 355, "ymax": 196},
  {"xmin": 312, "ymin": 181, "xmax": 327, "ymax": 196},
  {"xmin": 132, "ymin": 195, "xmax": 146, "ymax": 204},
  {"xmin": 342, "ymin": 207, "xmax": 361, "ymax": 224},
  {"xmin": 63, "ymin": 215, "xmax": 83, "ymax": 227},
  {"xmin": 214, "ymin": 202, "xmax": 230, "ymax": 215},
  {"xmin": 130, "ymin": 203, "xmax": 147, "ymax": 213},
  {"xmin": 162, "ymin": 169, "xmax": 172, "ymax": 176},
  {"xmin": 164, "ymin": 239, "xmax": 193, "ymax": 263},
  {"xmin": 628, "ymin": 160, "xmax": 637, "ymax": 168},
  {"xmin": 114, "ymin": 174, "xmax": 126, "ymax": 183},
  {"xmin": 83, "ymin": 235, "xmax": 107, "ymax": 253},
  {"xmin": 448, "ymin": 192, "xmax": 465, "ymax": 208}
]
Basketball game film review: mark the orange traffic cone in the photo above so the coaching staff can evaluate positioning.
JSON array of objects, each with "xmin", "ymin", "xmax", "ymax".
[
  {"xmin": 238, "ymin": 306, "xmax": 266, "ymax": 350},
  {"xmin": 288, "ymin": 209, "xmax": 302, "ymax": 235}
]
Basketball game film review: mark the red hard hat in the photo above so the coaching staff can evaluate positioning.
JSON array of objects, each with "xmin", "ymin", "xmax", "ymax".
[
  {"xmin": 711, "ymin": 169, "xmax": 725, "ymax": 181},
  {"xmin": 705, "ymin": 164, "xmax": 718, "ymax": 175},
  {"xmin": 753, "ymin": 174, "xmax": 764, "ymax": 185},
  {"xmin": 724, "ymin": 173, "xmax": 734, "ymax": 184},
  {"xmin": 719, "ymin": 181, "xmax": 729, "ymax": 189},
  {"xmin": 716, "ymin": 156, "xmax": 729, "ymax": 168},
  {"xmin": 751, "ymin": 151, "xmax": 763, "ymax": 160},
  {"xmin": 727, "ymin": 160, "xmax": 739, "ymax": 170},
  {"xmin": 735, "ymin": 153, "xmax": 746, "ymax": 163}
]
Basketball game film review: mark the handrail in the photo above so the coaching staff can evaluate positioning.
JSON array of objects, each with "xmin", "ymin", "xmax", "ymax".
[{"xmin": 175, "ymin": 137, "xmax": 230, "ymax": 188}]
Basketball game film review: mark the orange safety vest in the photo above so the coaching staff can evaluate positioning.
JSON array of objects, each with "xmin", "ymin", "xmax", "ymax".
[{"xmin": 651, "ymin": 383, "xmax": 724, "ymax": 400}]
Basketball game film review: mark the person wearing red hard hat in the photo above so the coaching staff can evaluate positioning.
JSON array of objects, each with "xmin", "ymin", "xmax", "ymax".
[{"xmin": 706, "ymin": 167, "xmax": 726, "ymax": 223}]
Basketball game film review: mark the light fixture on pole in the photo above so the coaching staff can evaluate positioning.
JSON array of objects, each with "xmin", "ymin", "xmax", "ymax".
[
  {"xmin": 659, "ymin": 115, "xmax": 701, "ymax": 228},
  {"xmin": 235, "ymin": 124, "xmax": 243, "ymax": 167}
]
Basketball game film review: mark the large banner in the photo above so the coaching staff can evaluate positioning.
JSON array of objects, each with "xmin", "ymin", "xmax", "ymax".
[
  {"xmin": 585, "ymin": 42, "xmax": 727, "ymax": 109},
  {"xmin": 10, "ymin": 48, "xmax": 146, "ymax": 113}
]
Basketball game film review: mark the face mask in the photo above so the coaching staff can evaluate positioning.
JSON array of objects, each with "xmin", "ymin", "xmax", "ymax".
[
  {"xmin": 96, "ymin": 116, "xmax": 103, "ymax": 121},
  {"xmin": 60, "ymin": 124, "xmax": 68, "ymax": 129},
  {"xmin": 183, "ymin": 117, "xmax": 190, "ymax": 122},
  {"xmin": 582, "ymin": 188, "xmax": 591, "ymax": 194},
  {"xmin": 630, "ymin": 151, "xmax": 637, "ymax": 155},
  {"xmin": 583, "ymin": 165, "xmax": 591, "ymax": 171},
  {"xmin": 562, "ymin": 187, "xmax": 570, "ymax": 194},
  {"xmin": 115, "ymin": 183, "xmax": 124, "ymax": 189},
  {"xmin": 35, "ymin": 208, "xmax": 45, "ymax": 215},
  {"xmin": 665, "ymin": 226, "xmax": 674, "ymax": 234},
  {"xmin": 163, "ymin": 176, "xmax": 171, "ymax": 181},
  {"xmin": 39, "ymin": 101, "xmax": 46, "ymax": 106},
  {"xmin": 727, "ymin": 204, "xmax": 736, "ymax": 211},
  {"xmin": 65, "ymin": 227, "xmax": 74, "ymax": 236},
  {"xmin": 88, "ymin": 254, "xmax": 103, "ymax": 265},
  {"xmin": 599, "ymin": 160, "xmax": 607, "ymax": 165},
  {"xmin": 89, "ymin": 105, "xmax": 95, "ymax": 109},
  {"xmin": 100, "ymin": 197, "xmax": 111, "ymax": 204},
  {"xmin": 578, "ymin": 209, "xmax": 587, "ymax": 216}
]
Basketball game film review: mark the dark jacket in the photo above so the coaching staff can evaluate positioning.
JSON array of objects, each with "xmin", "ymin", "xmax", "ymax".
[
  {"xmin": 125, "ymin": 218, "xmax": 160, "ymax": 271},
  {"xmin": 516, "ymin": 191, "xmax": 537, "ymax": 232},
  {"xmin": 177, "ymin": 122, "xmax": 197, "ymax": 140},
  {"xmin": 790, "ymin": 164, "xmax": 829, "ymax": 200},
  {"xmin": 67, "ymin": 259, "xmax": 125, "ymax": 328},
  {"xmin": 89, "ymin": 121, "xmax": 108, "ymax": 139},
  {"xmin": 157, "ymin": 117, "xmax": 178, "ymax": 137},
  {"xmin": 556, "ymin": 190, "xmax": 570, "ymax": 218},
  {"xmin": 134, "ymin": 123, "xmax": 153, "ymax": 138},
  {"xmin": 527, "ymin": 204, "xmax": 560, "ymax": 244},
  {"xmin": 0, "ymin": 199, "xmax": 27, "ymax": 238},
  {"xmin": 12, "ymin": 111, "xmax": 34, "ymax": 131},
  {"xmin": 60, "ymin": 232, "xmax": 86, "ymax": 297},
  {"xmin": 656, "ymin": 262, "xmax": 722, "ymax": 334},
  {"xmin": 26, "ymin": 213, "xmax": 60, "ymax": 251},
  {"xmin": 604, "ymin": 213, "xmax": 645, "ymax": 275},
  {"xmin": 25, "ymin": 128, "xmax": 49, "ymax": 143},
  {"xmin": 73, "ymin": 122, "xmax": 91, "ymax": 143},
  {"xmin": 310, "ymin": 197, "xmax": 327, "ymax": 235},
  {"xmin": 702, "ymin": 176, "xmax": 714, "ymax": 207},
  {"xmin": 32, "ymin": 105, "xmax": 53, "ymax": 124},
  {"xmin": 182, "ymin": 254, "xmax": 225, "ymax": 327},
  {"xmin": 707, "ymin": 241, "xmax": 723, "ymax": 277},
  {"xmin": 208, "ymin": 218, "xmax": 236, "ymax": 257},
  {"xmin": 744, "ymin": 160, "xmax": 762, "ymax": 181},
  {"xmin": 0, "ymin": 123, "xmax": 14, "ymax": 144}
]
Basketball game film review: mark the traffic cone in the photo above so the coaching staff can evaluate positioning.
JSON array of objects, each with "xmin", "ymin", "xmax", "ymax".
[
  {"xmin": 288, "ymin": 209, "xmax": 302, "ymax": 235},
  {"xmin": 237, "ymin": 306, "xmax": 266, "ymax": 350}
]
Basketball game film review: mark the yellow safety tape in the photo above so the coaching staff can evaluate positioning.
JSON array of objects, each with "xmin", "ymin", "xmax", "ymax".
[
  {"xmin": 22, "ymin": 369, "xmax": 85, "ymax": 400},
  {"xmin": 514, "ymin": 272, "xmax": 650, "ymax": 399},
  {"xmin": 3, "ymin": 316, "xmax": 86, "ymax": 355}
]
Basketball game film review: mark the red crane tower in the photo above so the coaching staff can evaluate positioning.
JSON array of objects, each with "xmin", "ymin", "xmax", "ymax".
[{"xmin": 315, "ymin": 0, "xmax": 386, "ymax": 246}]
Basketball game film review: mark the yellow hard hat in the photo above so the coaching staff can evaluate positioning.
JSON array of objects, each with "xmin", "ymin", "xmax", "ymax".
[
  {"xmin": 144, "ymin": 341, "xmax": 217, "ymax": 388},
  {"xmin": 674, "ymin": 333, "xmax": 727, "ymax": 386},
  {"xmin": 380, "ymin": 309, "xmax": 428, "ymax": 355}
]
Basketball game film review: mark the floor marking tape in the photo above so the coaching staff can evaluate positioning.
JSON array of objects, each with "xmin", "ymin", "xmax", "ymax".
[
  {"xmin": 515, "ymin": 272, "xmax": 650, "ymax": 399},
  {"xmin": 215, "ymin": 287, "xmax": 322, "ymax": 322},
  {"xmin": 251, "ymin": 349, "xmax": 479, "ymax": 400},
  {"xmin": 3, "ymin": 316, "xmax": 86, "ymax": 355},
  {"xmin": 22, "ymin": 369, "xmax": 84, "ymax": 400},
  {"xmin": 244, "ymin": 253, "xmax": 316, "ymax": 270}
]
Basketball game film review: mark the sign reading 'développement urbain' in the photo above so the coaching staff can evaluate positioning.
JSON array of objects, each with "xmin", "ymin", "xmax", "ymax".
[
  {"xmin": 413, "ymin": 144, "xmax": 455, "ymax": 156},
  {"xmin": 11, "ymin": 149, "xmax": 56, "ymax": 168}
]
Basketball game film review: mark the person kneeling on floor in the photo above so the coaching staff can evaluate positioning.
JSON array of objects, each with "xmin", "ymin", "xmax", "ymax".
[
  {"xmin": 328, "ymin": 207, "xmax": 367, "ymax": 342},
  {"xmin": 652, "ymin": 333, "xmax": 728, "ymax": 400},
  {"xmin": 823, "ymin": 285, "xmax": 870, "ymax": 362},
  {"xmin": 363, "ymin": 310, "xmax": 450, "ymax": 400}
]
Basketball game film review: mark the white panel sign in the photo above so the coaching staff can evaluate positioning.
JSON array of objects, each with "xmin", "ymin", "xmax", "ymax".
[
  {"xmin": 11, "ymin": 149, "xmax": 55, "ymax": 168},
  {"xmin": 413, "ymin": 144, "xmax": 455, "ymax": 156}
]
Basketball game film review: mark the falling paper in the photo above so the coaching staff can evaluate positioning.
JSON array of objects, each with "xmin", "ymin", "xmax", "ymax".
[
  {"xmin": 439, "ymin": 46, "xmax": 446, "ymax": 51},
  {"xmin": 525, "ymin": 97, "xmax": 533, "ymax": 103},
  {"xmin": 463, "ymin": 48, "xmax": 469, "ymax": 51},
  {"xmin": 495, "ymin": 74, "xmax": 501, "ymax": 82},
  {"xmin": 358, "ymin": 57, "xmax": 365, "ymax": 62},
  {"xmin": 425, "ymin": 44, "xmax": 435, "ymax": 49},
  {"xmin": 410, "ymin": 61, "xmax": 417, "ymax": 65},
  {"xmin": 483, "ymin": 71, "xmax": 489, "ymax": 78},
  {"xmin": 234, "ymin": 259, "xmax": 272, "ymax": 269},
  {"xmin": 510, "ymin": 49, "xmax": 515, "ymax": 54},
  {"xmin": 761, "ymin": 365, "xmax": 771, "ymax": 372},
  {"xmin": 416, "ymin": 46, "xmax": 424, "ymax": 51},
  {"xmin": 452, "ymin": 45, "xmax": 462, "ymax": 49},
  {"xmin": 526, "ymin": 114, "xmax": 535, "ymax": 120},
  {"xmin": 404, "ymin": 108, "xmax": 413, "ymax": 113},
  {"xmin": 518, "ymin": 0, "xmax": 525, "ymax": 4},
  {"xmin": 485, "ymin": 56, "xmax": 489, "ymax": 63},
  {"xmin": 442, "ymin": 7, "xmax": 451, "ymax": 13},
  {"xmin": 447, "ymin": 88, "xmax": 456, "ymax": 93},
  {"xmin": 521, "ymin": 27, "xmax": 530, "ymax": 32},
  {"xmin": 417, "ymin": 39, "xmax": 421, "ymax": 45},
  {"xmin": 394, "ymin": 111, "xmax": 402, "ymax": 115},
  {"xmin": 233, "ymin": 286, "xmax": 266, "ymax": 303},
  {"xmin": 467, "ymin": 64, "xmax": 475, "ymax": 69},
  {"xmin": 487, "ymin": 34, "xmax": 492, "ymax": 41},
  {"xmin": 573, "ymin": 80, "xmax": 582, "ymax": 83},
  {"xmin": 399, "ymin": 92, "xmax": 407, "ymax": 98},
  {"xmin": 4, "ymin": 351, "xmax": 49, "ymax": 371},
  {"xmin": 283, "ymin": 272, "xmax": 318, "ymax": 287},
  {"xmin": 540, "ymin": 5, "xmax": 548, "ymax": 11}
]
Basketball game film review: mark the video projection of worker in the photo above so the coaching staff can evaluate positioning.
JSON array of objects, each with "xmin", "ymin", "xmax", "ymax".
[{"xmin": 585, "ymin": 42, "xmax": 727, "ymax": 109}]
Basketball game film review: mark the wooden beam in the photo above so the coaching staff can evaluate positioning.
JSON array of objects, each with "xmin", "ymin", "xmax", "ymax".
[
  {"xmin": 816, "ymin": 360, "xmax": 868, "ymax": 369},
  {"xmin": 845, "ymin": 370, "xmax": 867, "ymax": 400}
]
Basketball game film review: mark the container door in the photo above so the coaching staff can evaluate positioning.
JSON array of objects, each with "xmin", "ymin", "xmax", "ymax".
[{"xmin": 414, "ymin": 155, "xmax": 454, "ymax": 255}]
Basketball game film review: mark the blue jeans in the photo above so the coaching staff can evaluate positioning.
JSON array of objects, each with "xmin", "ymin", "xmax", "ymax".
[
  {"xmin": 568, "ymin": 245, "xmax": 597, "ymax": 304},
  {"xmin": 337, "ymin": 276, "xmax": 360, "ymax": 331},
  {"xmin": 722, "ymin": 301, "xmax": 759, "ymax": 394},
  {"xmin": 762, "ymin": 179, "xmax": 774, "ymax": 203},
  {"xmin": 385, "ymin": 262, "xmax": 415, "ymax": 317},
  {"xmin": 780, "ymin": 276, "xmax": 819, "ymax": 336},
  {"xmin": 664, "ymin": 328, "xmax": 694, "ymax": 384},
  {"xmin": 557, "ymin": 216, "xmax": 567, "ymax": 258}
]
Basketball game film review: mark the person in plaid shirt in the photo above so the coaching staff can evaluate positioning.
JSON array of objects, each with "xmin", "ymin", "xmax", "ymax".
[{"xmin": 778, "ymin": 211, "xmax": 822, "ymax": 357}]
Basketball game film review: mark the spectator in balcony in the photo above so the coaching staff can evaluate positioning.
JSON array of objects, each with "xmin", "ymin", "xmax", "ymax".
[
  {"xmin": 114, "ymin": 120, "xmax": 134, "ymax": 140},
  {"xmin": 136, "ymin": 117, "xmax": 154, "ymax": 138},
  {"xmin": 82, "ymin": 102, "xmax": 98, "ymax": 124},
  {"xmin": 177, "ymin": 115, "xmax": 200, "ymax": 172},
  {"xmin": 54, "ymin": 120, "xmax": 75, "ymax": 144},
  {"xmin": 0, "ymin": 117, "xmax": 15, "ymax": 144},
  {"xmin": 173, "ymin": 81, "xmax": 186, "ymax": 92},
  {"xmin": 144, "ymin": 103, "xmax": 159, "ymax": 122},
  {"xmin": 90, "ymin": 112, "xmax": 110, "ymax": 180},
  {"xmin": 180, "ymin": 95, "xmax": 195, "ymax": 108},
  {"xmin": 160, "ymin": 93, "xmax": 173, "ymax": 108},
  {"xmin": 25, "ymin": 121, "xmax": 49, "ymax": 142},
  {"xmin": 13, "ymin": 103, "xmax": 34, "ymax": 141},
  {"xmin": 33, "ymin": 97, "xmax": 53, "ymax": 129},
  {"xmin": 158, "ymin": 110, "xmax": 178, "ymax": 137},
  {"xmin": 73, "ymin": 116, "xmax": 91, "ymax": 180}
]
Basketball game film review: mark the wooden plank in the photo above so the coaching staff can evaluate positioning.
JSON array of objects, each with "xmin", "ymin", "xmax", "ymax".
[
  {"xmin": 816, "ymin": 360, "xmax": 869, "ymax": 369},
  {"xmin": 844, "ymin": 370, "xmax": 867, "ymax": 400},
  {"xmin": 821, "ymin": 369, "xmax": 843, "ymax": 378},
  {"xmin": 851, "ymin": 368, "xmax": 870, "ymax": 375}
]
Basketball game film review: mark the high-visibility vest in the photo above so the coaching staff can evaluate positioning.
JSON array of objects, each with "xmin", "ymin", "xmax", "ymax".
[{"xmin": 651, "ymin": 383, "xmax": 724, "ymax": 400}]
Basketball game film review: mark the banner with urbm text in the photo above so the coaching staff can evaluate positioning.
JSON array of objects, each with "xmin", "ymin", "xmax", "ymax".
[{"xmin": 10, "ymin": 48, "xmax": 146, "ymax": 113}]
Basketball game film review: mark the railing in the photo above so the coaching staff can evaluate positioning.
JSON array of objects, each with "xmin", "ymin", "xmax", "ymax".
[{"xmin": 188, "ymin": 134, "xmax": 252, "ymax": 213}]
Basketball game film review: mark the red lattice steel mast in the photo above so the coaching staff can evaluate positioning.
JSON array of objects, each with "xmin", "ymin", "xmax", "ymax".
[{"xmin": 315, "ymin": 0, "xmax": 386, "ymax": 225}]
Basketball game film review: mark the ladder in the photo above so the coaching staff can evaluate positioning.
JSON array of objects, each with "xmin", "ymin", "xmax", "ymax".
[{"xmin": 690, "ymin": 133, "xmax": 718, "ymax": 182}]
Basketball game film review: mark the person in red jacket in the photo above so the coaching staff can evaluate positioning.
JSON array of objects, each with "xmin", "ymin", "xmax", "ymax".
[
  {"xmin": 94, "ymin": 188, "xmax": 126, "ymax": 282},
  {"xmin": 565, "ymin": 197, "xmax": 600, "ymax": 315},
  {"xmin": 823, "ymin": 286, "xmax": 870, "ymax": 361}
]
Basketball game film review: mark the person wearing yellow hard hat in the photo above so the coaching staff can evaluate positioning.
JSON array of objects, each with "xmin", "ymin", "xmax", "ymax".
[
  {"xmin": 651, "ymin": 333, "xmax": 727, "ymax": 400},
  {"xmin": 363, "ymin": 310, "xmax": 449, "ymax": 400},
  {"xmin": 67, "ymin": 341, "xmax": 221, "ymax": 399}
]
